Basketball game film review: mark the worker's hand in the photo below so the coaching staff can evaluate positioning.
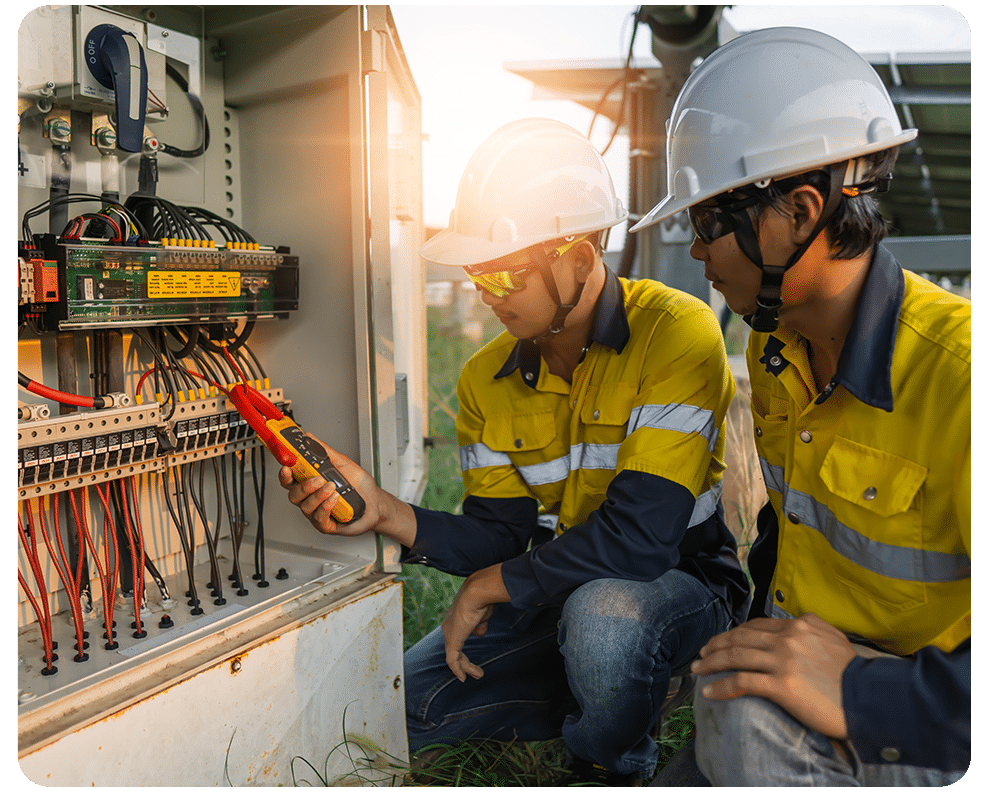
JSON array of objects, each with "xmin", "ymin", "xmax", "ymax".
[
  {"xmin": 278, "ymin": 434, "xmax": 384, "ymax": 538},
  {"xmin": 441, "ymin": 564, "xmax": 508, "ymax": 683},
  {"xmin": 690, "ymin": 613, "xmax": 857, "ymax": 740}
]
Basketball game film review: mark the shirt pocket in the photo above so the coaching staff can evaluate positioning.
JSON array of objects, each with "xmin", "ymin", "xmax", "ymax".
[
  {"xmin": 818, "ymin": 435, "xmax": 928, "ymax": 610},
  {"xmin": 482, "ymin": 408, "xmax": 557, "ymax": 454},
  {"xmin": 577, "ymin": 382, "xmax": 636, "ymax": 494}
]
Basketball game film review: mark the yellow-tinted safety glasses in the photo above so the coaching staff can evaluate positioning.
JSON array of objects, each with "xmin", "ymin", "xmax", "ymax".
[{"xmin": 462, "ymin": 235, "xmax": 589, "ymax": 297}]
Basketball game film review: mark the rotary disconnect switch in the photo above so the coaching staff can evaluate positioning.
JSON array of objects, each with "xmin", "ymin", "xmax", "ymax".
[{"xmin": 84, "ymin": 24, "xmax": 148, "ymax": 153}]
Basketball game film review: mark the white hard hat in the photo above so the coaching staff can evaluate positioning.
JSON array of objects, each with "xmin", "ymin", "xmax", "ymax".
[
  {"xmin": 421, "ymin": 118, "xmax": 627, "ymax": 267},
  {"xmin": 631, "ymin": 27, "xmax": 917, "ymax": 231}
]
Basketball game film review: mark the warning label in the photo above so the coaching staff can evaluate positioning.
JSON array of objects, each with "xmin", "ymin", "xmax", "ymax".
[{"xmin": 147, "ymin": 271, "xmax": 242, "ymax": 298}]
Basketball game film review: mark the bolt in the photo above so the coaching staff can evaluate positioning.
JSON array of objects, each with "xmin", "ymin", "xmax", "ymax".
[
  {"xmin": 19, "ymin": 690, "xmax": 36, "ymax": 704},
  {"xmin": 48, "ymin": 118, "xmax": 71, "ymax": 144},
  {"xmin": 393, "ymin": 675, "xmax": 402, "ymax": 690},
  {"xmin": 96, "ymin": 127, "xmax": 117, "ymax": 150},
  {"xmin": 231, "ymin": 659, "xmax": 242, "ymax": 673},
  {"xmin": 276, "ymin": 568, "xmax": 289, "ymax": 580},
  {"xmin": 143, "ymin": 136, "xmax": 159, "ymax": 153}
]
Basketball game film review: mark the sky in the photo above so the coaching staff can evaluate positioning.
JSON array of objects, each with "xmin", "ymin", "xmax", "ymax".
[{"xmin": 388, "ymin": 3, "xmax": 973, "ymax": 238}]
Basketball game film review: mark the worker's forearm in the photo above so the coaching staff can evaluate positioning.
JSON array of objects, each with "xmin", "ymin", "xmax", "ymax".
[
  {"xmin": 374, "ymin": 491, "xmax": 418, "ymax": 549},
  {"xmin": 463, "ymin": 562, "xmax": 510, "ymax": 604}
]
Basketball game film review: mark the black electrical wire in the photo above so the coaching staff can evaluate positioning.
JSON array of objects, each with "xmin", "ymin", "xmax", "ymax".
[
  {"xmin": 191, "ymin": 460, "xmax": 225, "ymax": 604},
  {"xmin": 122, "ymin": 478, "xmax": 174, "ymax": 606},
  {"xmin": 177, "ymin": 465, "xmax": 205, "ymax": 613},
  {"xmin": 159, "ymin": 63, "xmax": 210, "ymax": 159},
  {"xmin": 218, "ymin": 455, "xmax": 248, "ymax": 596},
  {"xmin": 588, "ymin": 7, "xmax": 643, "ymax": 157},
  {"xmin": 198, "ymin": 319, "xmax": 256, "ymax": 355},
  {"xmin": 164, "ymin": 325, "xmax": 200, "ymax": 360},
  {"xmin": 190, "ymin": 348, "xmax": 223, "ymax": 391},
  {"xmin": 250, "ymin": 446, "xmax": 268, "ymax": 587},
  {"xmin": 234, "ymin": 347, "xmax": 258, "ymax": 382},
  {"xmin": 134, "ymin": 328, "xmax": 179, "ymax": 419},
  {"xmin": 162, "ymin": 467, "xmax": 203, "ymax": 614},
  {"xmin": 160, "ymin": 329, "xmax": 195, "ymax": 392},
  {"xmin": 124, "ymin": 196, "xmax": 210, "ymax": 242},
  {"xmin": 182, "ymin": 206, "xmax": 255, "ymax": 244},
  {"xmin": 235, "ymin": 453, "xmax": 249, "ymax": 596},
  {"xmin": 241, "ymin": 343, "xmax": 268, "ymax": 380},
  {"xmin": 22, "ymin": 194, "xmax": 147, "ymax": 244},
  {"xmin": 210, "ymin": 458, "xmax": 225, "ymax": 551}
]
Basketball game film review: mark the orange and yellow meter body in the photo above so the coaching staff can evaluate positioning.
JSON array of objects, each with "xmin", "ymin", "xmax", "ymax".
[{"xmin": 262, "ymin": 416, "xmax": 365, "ymax": 524}]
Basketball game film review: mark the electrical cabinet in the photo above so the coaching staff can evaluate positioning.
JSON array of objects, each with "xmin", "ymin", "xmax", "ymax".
[{"xmin": 16, "ymin": 5, "xmax": 425, "ymax": 785}]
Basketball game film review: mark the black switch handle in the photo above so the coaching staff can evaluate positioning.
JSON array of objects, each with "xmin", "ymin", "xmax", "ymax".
[{"xmin": 85, "ymin": 24, "xmax": 148, "ymax": 153}]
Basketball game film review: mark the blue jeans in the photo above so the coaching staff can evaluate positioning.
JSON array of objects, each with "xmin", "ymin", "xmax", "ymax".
[
  {"xmin": 404, "ymin": 568, "xmax": 731, "ymax": 776},
  {"xmin": 693, "ymin": 671, "xmax": 965, "ymax": 786}
]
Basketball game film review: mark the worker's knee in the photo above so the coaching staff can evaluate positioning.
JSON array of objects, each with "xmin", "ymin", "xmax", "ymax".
[
  {"xmin": 693, "ymin": 672, "xmax": 845, "ymax": 786},
  {"xmin": 559, "ymin": 579, "xmax": 651, "ymax": 663}
]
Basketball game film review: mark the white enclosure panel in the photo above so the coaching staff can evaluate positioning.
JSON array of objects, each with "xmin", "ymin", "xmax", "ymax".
[{"xmin": 20, "ymin": 577, "xmax": 407, "ymax": 787}]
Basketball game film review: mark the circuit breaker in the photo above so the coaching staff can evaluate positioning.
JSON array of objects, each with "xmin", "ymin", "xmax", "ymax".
[{"xmin": 16, "ymin": 5, "xmax": 425, "ymax": 786}]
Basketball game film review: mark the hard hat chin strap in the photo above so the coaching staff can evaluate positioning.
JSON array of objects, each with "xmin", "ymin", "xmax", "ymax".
[
  {"xmin": 738, "ymin": 161, "xmax": 849, "ymax": 333},
  {"xmin": 529, "ymin": 239, "xmax": 587, "ymax": 344},
  {"xmin": 530, "ymin": 261, "xmax": 585, "ymax": 343}
]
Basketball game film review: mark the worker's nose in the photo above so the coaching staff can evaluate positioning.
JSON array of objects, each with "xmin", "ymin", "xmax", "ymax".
[
  {"xmin": 477, "ymin": 284, "xmax": 505, "ymax": 305},
  {"xmin": 689, "ymin": 236, "xmax": 708, "ymax": 262}
]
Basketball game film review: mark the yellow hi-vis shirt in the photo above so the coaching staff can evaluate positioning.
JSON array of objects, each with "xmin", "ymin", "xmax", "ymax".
[
  {"xmin": 456, "ymin": 274, "xmax": 734, "ymax": 538},
  {"xmin": 748, "ymin": 248, "xmax": 970, "ymax": 656}
]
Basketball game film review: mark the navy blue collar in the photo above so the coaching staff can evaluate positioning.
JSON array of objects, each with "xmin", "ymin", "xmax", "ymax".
[
  {"xmin": 495, "ymin": 266, "xmax": 630, "ymax": 386},
  {"xmin": 760, "ymin": 244, "xmax": 903, "ymax": 411}
]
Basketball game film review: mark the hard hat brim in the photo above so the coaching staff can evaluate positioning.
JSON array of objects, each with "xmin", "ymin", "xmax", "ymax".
[
  {"xmin": 630, "ymin": 129, "xmax": 917, "ymax": 234},
  {"xmin": 420, "ymin": 213, "xmax": 628, "ymax": 268}
]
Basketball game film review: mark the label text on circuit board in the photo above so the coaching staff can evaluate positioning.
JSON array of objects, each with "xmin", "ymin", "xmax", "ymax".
[{"xmin": 147, "ymin": 271, "xmax": 242, "ymax": 298}]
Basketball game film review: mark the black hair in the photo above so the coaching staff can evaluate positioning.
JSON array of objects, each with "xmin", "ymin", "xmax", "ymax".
[{"xmin": 752, "ymin": 146, "xmax": 901, "ymax": 259}]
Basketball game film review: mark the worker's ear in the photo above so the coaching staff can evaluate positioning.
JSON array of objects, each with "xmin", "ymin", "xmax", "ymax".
[
  {"xmin": 572, "ymin": 239, "xmax": 598, "ymax": 283},
  {"xmin": 787, "ymin": 184, "xmax": 826, "ymax": 246}
]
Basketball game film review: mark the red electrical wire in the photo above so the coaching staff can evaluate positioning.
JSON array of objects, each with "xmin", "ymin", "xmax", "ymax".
[
  {"xmin": 135, "ymin": 364, "xmax": 228, "ymax": 401},
  {"xmin": 220, "ymin": 343, "xmax": 250, "ymax": 387},
  {"xmin": 22, "ymin": 503, "xmax": 55, "ymax": 658},
  {"xmin": 18, "ymin": 373, "xmax": 97, "ymax": 409},
  {"xmin": 41, "ymin": 494, "xmax": 88, "ymax": 660},
  {"xmin": 71, "ymin": 489, "xmax": 115, "ymax": 650},
  {"xmin": 18, "ymin": 513, "xmax": 55, "ymax": 669},
  {"xmin": 93, "ymin": 484, "xmax": 121, "ymax": 647}
]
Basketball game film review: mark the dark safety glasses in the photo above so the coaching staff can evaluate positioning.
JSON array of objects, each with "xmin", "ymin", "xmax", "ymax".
[
  {"xmin": 462, "ymin": 235, "xmax": 589, "ymax": 297},
  {"xmin": 687, "ymin": 195, "xmax": 763, "ymax": 245}
]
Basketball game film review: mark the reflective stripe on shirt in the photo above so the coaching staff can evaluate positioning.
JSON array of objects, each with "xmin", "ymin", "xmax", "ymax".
[
  {"xmin": 629, "ymin": 403, "xmax": 719, "ymax": 451},
  {"xmin": 759, "ymin": 456, "xmax": 970, "ymax": 584}
]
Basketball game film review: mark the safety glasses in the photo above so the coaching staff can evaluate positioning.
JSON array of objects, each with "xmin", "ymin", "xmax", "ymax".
[
  {"xmin": 461, "ymin": 263, "xmax": 538, "ymax": 297},
  {"xmin": 462, "ymin": 235, "xmax": 590, "ymax": 297},
  {"xmin": 688, "ymin": 195, "xmax": 763, "ymax": 245}
]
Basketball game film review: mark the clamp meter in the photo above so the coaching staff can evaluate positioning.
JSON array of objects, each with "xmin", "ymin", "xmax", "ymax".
[
  {"xmin": 264, "ymin": 417, "xmax": 366, "ymax": 524},
  {"xmin": 227, "ymin": 383, "xmax": 365, "ymax": 524}
]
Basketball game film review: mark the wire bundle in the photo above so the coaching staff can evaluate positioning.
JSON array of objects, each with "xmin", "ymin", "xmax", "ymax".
[{"xmin": 21, "ymin": 194, "xmax": 149, "ymax": 247}]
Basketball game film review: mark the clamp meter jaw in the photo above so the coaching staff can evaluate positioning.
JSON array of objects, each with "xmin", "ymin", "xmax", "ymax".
[{"xmin": 227, "ymin": 384, "xmax": 365, "ymax": 524}]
